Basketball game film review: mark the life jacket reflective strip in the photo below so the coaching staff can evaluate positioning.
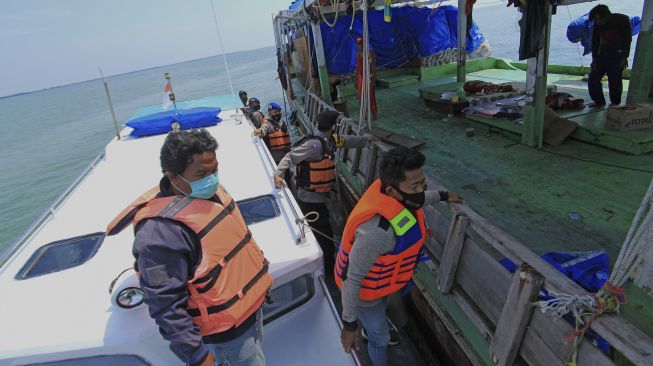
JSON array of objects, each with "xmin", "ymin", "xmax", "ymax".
[
  {"xmin": 262, "ymin": 120, "xmax": 291, "ymax": 151},
  {"xmin": 107, "ymin": 185, "xmax": 272, "ymax": 336},
  {"xmin": 294, "ymin": 135, "xmax": 336, "ymax": 193},
  {"xmin": 334, "ymin": 179, "xmax": 426, "ymax": 301}
]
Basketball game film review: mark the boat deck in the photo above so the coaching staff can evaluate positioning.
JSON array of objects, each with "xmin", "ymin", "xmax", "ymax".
[{"xmin": 336, "ymin": 60, "xmax": 653, "ymax": 262}]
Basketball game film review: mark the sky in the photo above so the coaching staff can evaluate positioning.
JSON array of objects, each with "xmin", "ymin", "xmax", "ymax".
[{"xmin": 0, "ymin": 0, "xmax": 291, "ymax": 97}]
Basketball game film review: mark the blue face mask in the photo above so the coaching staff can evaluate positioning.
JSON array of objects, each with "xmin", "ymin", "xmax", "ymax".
[{"xmin": 177, "ymin": 172, "xmax": 219, "ymax": 199}]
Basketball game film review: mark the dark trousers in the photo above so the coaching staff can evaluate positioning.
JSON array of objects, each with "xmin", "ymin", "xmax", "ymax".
[
  {"xmin": 297, "ymin": 200, "xmax": 336, "ymax": 281},
  {"xmin": 588, "ymin": 54, "xmax": 624, "ymax": 105}
]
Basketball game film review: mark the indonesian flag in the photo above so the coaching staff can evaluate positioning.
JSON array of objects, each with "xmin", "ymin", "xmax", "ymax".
[{"xmin": 162, "ymin": 82, "xmax": 174, "ymax": 110}]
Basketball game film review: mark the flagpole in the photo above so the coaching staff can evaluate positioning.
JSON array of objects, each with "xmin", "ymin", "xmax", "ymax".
[
  {"xmin": 164, "ymin": 72, "xmax": 178, "ymax": 111},
  {"xmin": 98, "ymin": 66, "xmax": 121, "ymax": 140}
]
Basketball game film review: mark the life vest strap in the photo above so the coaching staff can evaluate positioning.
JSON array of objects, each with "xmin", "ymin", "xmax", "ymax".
[
  {"xmin": 188, "ymin": 259, "xmax": 269, "ymax": 318},
  {"xmin": 193, "ymin": 231, "xmax": 253, "ymax": 293},
  {"xmin": 197, "ymin": 200, "xmax": 235, "ymax": 239}
]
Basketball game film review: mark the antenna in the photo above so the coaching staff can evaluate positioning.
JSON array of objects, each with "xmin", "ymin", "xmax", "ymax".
[
  {"xmin": 98, "ymin": 66, "xmax": 121, "ymax": 140},
  {"xmin": 210, "ymin": 0, "xmax": 238, "ymax": 108}
]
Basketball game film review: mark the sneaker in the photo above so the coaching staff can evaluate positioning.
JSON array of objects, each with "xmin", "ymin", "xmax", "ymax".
[{"xmin": 361, "ymin": 326, "xmax": 400, "ymax": 346}]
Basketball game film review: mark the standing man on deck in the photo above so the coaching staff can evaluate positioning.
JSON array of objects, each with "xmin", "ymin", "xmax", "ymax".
[
  {"xmin": 247, "ymin": 98, "xmax": 266, "ymax": 128},
  {"xmin": 107, "ymin": 129, "xmax": 272, "ymax": 366},
  {"xmin": 273, "ymin": 110, "xmax": 377, "ymax": 283},
  {"xmin": 588, "ymin": 4, "xmax": 632, "ymax": 106},
  {"xmin": 336, "ymin": 147, "xmax": 463, "ymax": 366}
]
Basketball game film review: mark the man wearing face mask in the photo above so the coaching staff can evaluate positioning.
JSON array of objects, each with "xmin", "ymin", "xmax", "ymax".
[
  {"xmin": 273, "ymin": 110, "xmax": 378, "ymax": 284},
  {"xmin": 335, "ymin": 147, "xmax": 463, "ymax": 366},
  {"xmin": 253, "ymin": 102, "xmax": 291, "ymax": 164},
  {"xmin": 107, "ymin": 129, "xmax": 271, "ymax": 366},
  {"xmin": 247, "ymin": 98, "xmax": 265, "ymax": 129}
]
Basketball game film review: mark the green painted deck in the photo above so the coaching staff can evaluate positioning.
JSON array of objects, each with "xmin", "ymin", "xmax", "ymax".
[{"xmin": 338, "ymin": 60, "xmax": 653, "ymax": 262}]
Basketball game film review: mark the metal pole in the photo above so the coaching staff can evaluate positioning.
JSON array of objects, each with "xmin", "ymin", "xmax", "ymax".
[
  {"xmin": 210, "ymin": 0, "xmax": 237, "ymax": 107},
  {"xmin": 98, "ymin": 66, "xmax": 121, "ymax": 140},
  {"xmin": 457, "ymin": 0, "xmax": 467, "ymax": 83}
]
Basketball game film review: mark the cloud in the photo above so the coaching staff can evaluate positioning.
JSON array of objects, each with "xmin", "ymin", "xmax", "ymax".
[{"xmin": 0, "ymin": 14, "xmax": 23, "ymax": 21}]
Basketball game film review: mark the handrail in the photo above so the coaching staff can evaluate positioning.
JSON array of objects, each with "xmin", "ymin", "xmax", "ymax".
[{"xmin": 0, "ymin": 150, "xmax": 107, "ymax": 267}]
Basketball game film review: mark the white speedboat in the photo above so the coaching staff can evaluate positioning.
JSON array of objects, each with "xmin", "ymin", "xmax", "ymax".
[{"xmin": 0, "ymin": 96, "xmax": 356, "ymax": 366}]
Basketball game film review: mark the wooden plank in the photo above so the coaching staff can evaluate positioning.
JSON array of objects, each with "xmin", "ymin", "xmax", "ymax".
[
  {"xmin": 424, "ymin": 178, "xmax": 653, "ymax": 365},
  {"xmin": 490, "ymin": 263, "xmax": 544, "ymax": 366},
  {"xmin": 423, "ymin": 205, "xmax": 614, "ymax": 365},
  {"xmin": 437, "ymin": 213, "xmax": 470, "ymax": 293},
  {"xmin": 371, "ymin": 126, "xmax": 425, "ymax": 149}
]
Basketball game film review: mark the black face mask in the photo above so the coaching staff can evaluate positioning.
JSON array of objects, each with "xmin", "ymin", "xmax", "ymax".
[
  {"xmin": 395, "ymin": 186, "xmax": 426, "ymax": 210},
  {"xmin": 271, "ymin": 114, "xmax": 282, "ymax": 122}
]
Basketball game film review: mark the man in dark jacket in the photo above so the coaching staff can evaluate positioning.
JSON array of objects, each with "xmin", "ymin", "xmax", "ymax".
[
  {"xmin": 130, "ymin": 129, "xmax": 267, "ymax": 366},
  {"xmin": 588, "ymin": 5, "xmax": 632, "ymax": 106}
]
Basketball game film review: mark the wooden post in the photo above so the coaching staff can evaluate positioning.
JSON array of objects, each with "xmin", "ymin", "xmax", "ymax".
[
  {"xmin": 489, "ymin": 262, "xmax": 544, "ymax": 366},
  {"xmin": 521, "ymin": 3, "xmax": 552, "ymax": 148},
  {"xmin": 311, "ymin": 22, "xmax": 332, "ymax": 105},
  {"xmin": 457, "ymin": 0, "xmax": 467, "ymax": 83},
  {"xmin": 437, "ymin": 213, "xmax": 470, "ymax": 293},
  {"xmin": 627, "ymin": 0, "xmax": 653, "ymax": 104}
]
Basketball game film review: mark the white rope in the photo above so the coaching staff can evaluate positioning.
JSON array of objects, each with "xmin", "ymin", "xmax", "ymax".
[
  {"xmin": 317, "ymin": 0, "xmax": 340, "ymax": 28},
  {"xmin": 295, "ymin": 211, "xmax": 339, "ymax": 243},
  {"xmin": 357, "ymin": 0, "xmax": 372, "ymax": 135}
]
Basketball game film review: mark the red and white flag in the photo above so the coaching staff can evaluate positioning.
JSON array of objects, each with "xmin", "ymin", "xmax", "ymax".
[{"xmin": 162, "ymin": 82, "xmax": 174, "ymax": 110}]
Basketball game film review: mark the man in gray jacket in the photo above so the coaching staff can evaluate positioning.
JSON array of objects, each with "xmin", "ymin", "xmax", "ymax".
[
  {"xmin": 273, "ymin": 110, "xmax": 377, "ymax": 282},
  {"xmin": 337, "ymin": 147, "xmax": 463, "ymax": 366}
]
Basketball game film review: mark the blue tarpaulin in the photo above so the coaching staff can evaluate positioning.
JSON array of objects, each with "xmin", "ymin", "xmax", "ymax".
[
  {"xmin": 125, "ymin": 107, "xmax": 222, "ymax": 137},
  {"xmin": 319, "ymin": 5, "xmax": 486, "ymax": 75},
  {"xmin": 567, "ymin": 13, "xmax": 641, "ymax": 55}
]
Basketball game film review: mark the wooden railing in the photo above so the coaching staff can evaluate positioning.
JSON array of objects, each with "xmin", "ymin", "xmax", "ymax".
[{"xmin": 296, "ymin": 92, "xmax": 653, "ymax": 366}]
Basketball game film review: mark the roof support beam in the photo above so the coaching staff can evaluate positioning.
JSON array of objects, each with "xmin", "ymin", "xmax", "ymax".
[
  {"xmin": 627, "ymin": 0, "xmax": 653, "ymax": 104},
  {"xmin": 522, "ymin": 3, "xmax": 553, "ymax": 148},
  {"xmin": 456, "ymin": 0, "xmax": 467, "ymax": 83}
]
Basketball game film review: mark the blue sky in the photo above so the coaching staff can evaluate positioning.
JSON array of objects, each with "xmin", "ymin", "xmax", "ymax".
[{"xmin": 0, "ymin": 0, "xmax": 290, "ymax": 97}]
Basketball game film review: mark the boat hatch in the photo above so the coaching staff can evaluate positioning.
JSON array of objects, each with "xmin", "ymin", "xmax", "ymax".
[
  {"xmin": 262, "ymin": 274, "xmax": 314, "ymax": 324},
  {"xmin": 237, "ymin": 195, "xmax": 280, "ymax": 225},
  {"xmin": 27, "ymin": 354, "xmax": 150, "ymax": 365},
  {"xmin": 15, "ymin": 232, "xmax": 105, "ymax": 280}
]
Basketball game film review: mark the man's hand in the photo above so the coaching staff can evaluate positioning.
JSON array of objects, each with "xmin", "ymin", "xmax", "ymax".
[
  {"xmin": 341, "ymin": 328, "xmax": 360, "ymax": 354},
  {"xmin": 197, "ymin": 352, "xmax": 215, "ymax": 366},
  {"xmin": 273, "ymin": 175, "xmax": 286, "ymax": 189},
  {"xmin": 253, "ymin": 128, "xmax": 263, "ymax": 137},
  {"xmin": 447, "ymin": 192, "xmax": 464, "ymax": 203},
  {"xmin": 367, "ymin": 135, "xmax": 380, "ymax": 142}
]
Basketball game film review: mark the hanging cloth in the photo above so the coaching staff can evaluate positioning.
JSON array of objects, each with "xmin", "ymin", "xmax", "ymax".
[{"xmin": 518, "ymin": 0, "xmax": 547, "ymax": 60}]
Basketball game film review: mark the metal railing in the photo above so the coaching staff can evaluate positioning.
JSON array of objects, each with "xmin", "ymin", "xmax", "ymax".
[{"xmin": 0, "ymin": 150, "xmax": 107, "ymax": 268}]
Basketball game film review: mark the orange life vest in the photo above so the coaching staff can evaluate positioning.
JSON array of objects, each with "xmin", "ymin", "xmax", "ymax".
[
  {"xmin": 107, "ymin": 185, "xmax": 272, "ymax": 336},
  {"xmin": 294, "ymin": 135, "xmax": 336, "ymax": 193},
  {"xmin": 262, "ymin": 120, "xmax": 291, "ymax": 151},
  {"xmin": 334, "ymin": 179, "xmax": 426, "ymax": 301}
]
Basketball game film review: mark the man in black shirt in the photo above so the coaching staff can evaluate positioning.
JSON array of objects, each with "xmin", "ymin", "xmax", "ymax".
[{"xmin": 588, "ymin": 5, "xmax": 632, "ymax": 106}]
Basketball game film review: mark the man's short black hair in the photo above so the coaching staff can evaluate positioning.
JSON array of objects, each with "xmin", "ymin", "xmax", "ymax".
[
  {"xmin": 160, "ymin": 128, "xmax": 218, "ymax": 174},
  {"xmin": 316, "ymin": 110, "xmax": 340, "ymax": 132},
  {"xmin": 379, "ymin": 147, "xmax": 426, "ymax": 190},
  {"xmin": 589, "ymin": 4, "xmax": 610, "ymax": 20}
]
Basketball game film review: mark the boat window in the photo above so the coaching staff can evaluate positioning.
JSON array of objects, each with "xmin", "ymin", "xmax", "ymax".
[
  {"xmin": 237, "ymin": 195, "xmax": 280, "ymax": 225},
  {"xmin": 263, "ymin": 274, "xmax": 314, "ymax": 324},
  {"xmin": 25, "ymin": 354, "xmax": 151, "ymax": 365},
  {"xmin": 16, "ymin": 233, "xmax": 105, "ymax": 280}
]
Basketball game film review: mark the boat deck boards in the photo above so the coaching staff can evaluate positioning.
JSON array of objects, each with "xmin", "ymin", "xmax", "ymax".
[{"xmin": 339, "ymin": 64, "xmax": 653, "ymax": 262}]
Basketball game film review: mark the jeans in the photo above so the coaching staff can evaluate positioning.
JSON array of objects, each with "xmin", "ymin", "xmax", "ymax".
[
  {"xmin": 357, "ymin": 299, "xmax": 390, "ymax": 366},
  {"xmin": 206, "ymin": 309, "xmax": 265, "ymax": 366},
  {"xmin": 588, "ymin": 53, "xmax": 624, "ymax": 105}
]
